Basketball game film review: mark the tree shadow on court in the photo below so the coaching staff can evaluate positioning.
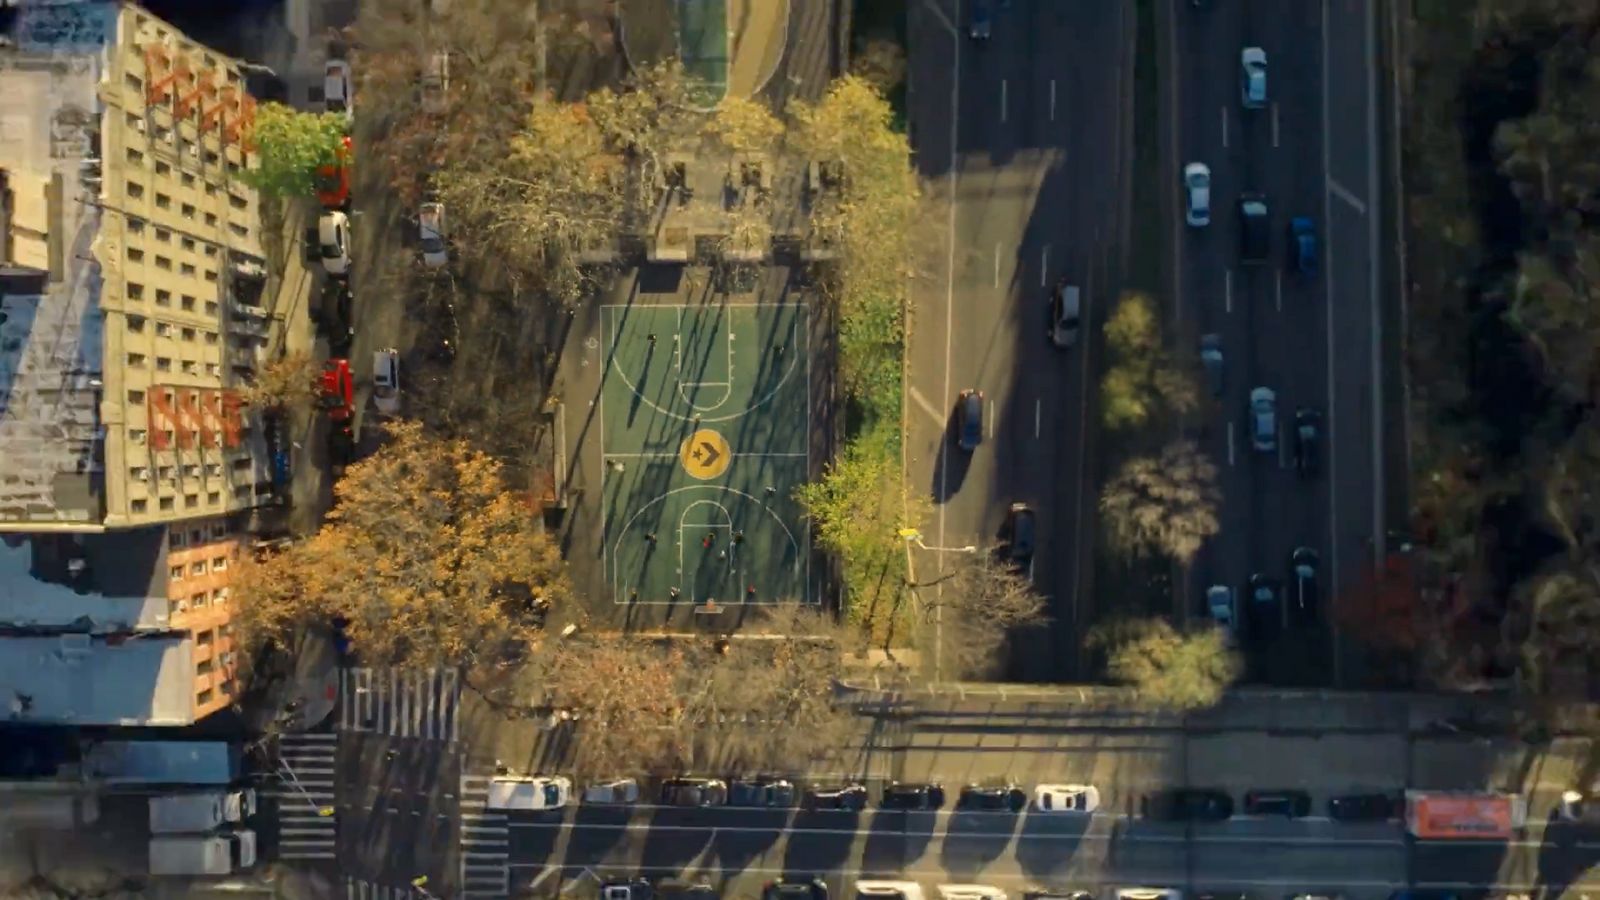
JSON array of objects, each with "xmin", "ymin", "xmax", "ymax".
[
  {"xmin": 709, "ymin": 808, "xmax": 788, "ymax": 875},
  {"xmin": 782, "ymin": 809, "xmax": 859, "ymax": 875},
  {"xmin": 1013, "ymin": 811, "xmax": 1089, "ymax": 878},
  {"xmin": 640, "ymin": 805, "xmax": 717, "ymax": 876},
  {"xmin": 930, "ymin": 409, "xmax": 973, "ymax": 503},
  {"xmin": 939, "ymin": 810, "xmax": 1020, "ymax": 880},
  {"xmin": 860, "ymin": 810, "xmax": 937, "ymax": 877}
]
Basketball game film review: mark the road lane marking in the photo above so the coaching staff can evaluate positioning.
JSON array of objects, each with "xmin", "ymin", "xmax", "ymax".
[
  {"xmin": 1275, "ymin": 268, "xmax": 1283, "ymax": 311},
  {"xmin": 1272, "ymin": 101, "xmax": 1280, "ymax": 148},
  {"xmin": 1000, "ymin": 78, "xmax": 1008, "ymax": 123},
  {"xmin": 987, "ymin": 401, "xmax": 995, "ymax": 440},
  {"xmin": 504, "ymin": 820, "xmax": 1404, "ymax": 846},
  {"xmin": 920, "ymin": 0, "xmax": 956, "ymax": 35},
  {"xmin": 1034, "ymin": 399, "xmax": 1041, "ymax": 438},
  {"xmin": 1040, "ymin": 244, "xmax": 1049, "ymax": 286},
  {"xmin": 1224, "ymin": 268, "xmax": 1233, "ymax": 314},
  {"xmin": 932, "ymin": 0, "xmax": 963, "ymax": 682},
  {"xmin": 1221, "ymin": 106, "xmax": 1229, "ymax": 149},
  {"xmin": 908, "ymin": 384, "xmax": 945, "ymax": 427},
  {"xmin": 1366, "ymin": 0, "xmax": 1387, "ymax": 574},
  {"xmin": 993, "ymin": 242, "xmax": 1000, "ymax": 287},
  {"xmin": 1323, "ymin": 0, "xmax": 1341, "ymax": 687},
  {"xmin": 1328, "ymin": 178, "xmax": 1367, "ymax": 214},
  {"xmin": 1049, "ymin": 79, "xmax": 1057, "ymax": 120},
  {"xmin": 1227, "ymin": 421, "xmax": 1235, "ymax": 467}
]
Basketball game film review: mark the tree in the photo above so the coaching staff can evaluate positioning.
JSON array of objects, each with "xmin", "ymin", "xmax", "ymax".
[
  {"xmin": 916, "ymin": 552, "xmax": 1051, "ymax": 680},
  {"xmin": 230, "ymin": 421, "xmax": 570, "ymax": 670},
  {"xmin": 1087, "ymin": 616, "xmax": 1241, "ymax": 710},
  {"xmin": 850, "ymin": 40, "xmax": 907, "ymax": 97},
  {"xmin": 1334, "ymin": 553, "xmax": 1425, "ymax": 654},
  {"xmin": 708, "ymin": 96, "xmax": 786, "ymax": 156},
  {"xmin": 239, "ymin": 103, "xmax": 348, "ymax": 198},
  {"xmin": 1513, "ymin": 563, "xmax": 1600, "ymax": 699},
  {"xmin": 1099, "ymin": 440, "xmax": 1221, "ymax": 565},
  {"xmin": 1100, "ymin": 292, "xmax": 1198, "ymax": 430},
  {"xmin": 237, "ymin": 351, "xmax": 320, "ymax": 412},
  {"xmin": 585, "ymin": 61, "xmax": 703, "ymax": 178}
]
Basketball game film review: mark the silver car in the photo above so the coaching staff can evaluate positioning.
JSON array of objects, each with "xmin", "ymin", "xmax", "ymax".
[
  {"xmin": 1183, "ymin": 162, "xmax": 1211, "ymax": 227},
  {"xmin": 1240, "ymin": 47, "xmax": 1267, "ymax": 108},
  {"xmin": 1250, "ymin": 386, "xmax": 1277, "ymax": 452},
  {"xmin": 1048, "ymin": 281, "xmax": 1081, "ymax": 348}
]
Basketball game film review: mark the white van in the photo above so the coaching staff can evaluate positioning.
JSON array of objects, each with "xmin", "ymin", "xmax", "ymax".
[
  {"xmin": 318, "ymin": 211, "xmax": 351, "ymax": 277},
  {"xmin": 372, "ymin": 348, "xmax": 401, "ymax": 415},
  {"xmin": 487, "ymin": 776, "xmax": 572, "ymax": 811},
  {"xmin": 150, "ymin": 789, "xmax": 256, "ymax": 833}
]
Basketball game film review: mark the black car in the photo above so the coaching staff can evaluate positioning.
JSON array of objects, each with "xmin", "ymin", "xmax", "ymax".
[
  {"xmin": 729, "ymin": 778, "xmax": 796, "ymax": 808},
  {"xmin": 956, "ymin": 389, "xmax": 985, "ymax": 452},
  {"xmin": 764, "ymin": 881, "xmax": 829, "ymax": 900},
  {"xmin": 1246, "ymin": 573, "xmax": 1282, "ymax": 640},
  {"xmin": 1143, "ymin": 788, "xmax": 1234, "ymax": 821},
  {"xmin": 1328, "ymin": 792, "xmax": 1399, "ymax": 822},
  {"xmin": 660, "ymin": 778, "xmax": 728, "ymax": 807},
  {"xmin": 1294, "ymin": 408, "xmax": 1320, "ymax": 476},
  {"xmin": 806, "ymin": 782, "xmax": 867, "ymax": 811},
  {"xmin": 1006, "ymin": 503, "xmax": 1036, "ymax": 565},
  {"xmin": 957, "ymin": 783, "xmax": 1027, "ymax": 812},
  {"xmin": 1242, "ymin": 789, "xmax": 1312, "ymax": 818},
  {"xmin": 1289, "ymin": 547, "xmax": 1319, "ymax": 625},
  {"xmin": 881, "ymin": 781, "xmax": 946, "ymax": 811}
]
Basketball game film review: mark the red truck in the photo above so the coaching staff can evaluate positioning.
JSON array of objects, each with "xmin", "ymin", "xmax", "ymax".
[
  {"xmin": 319, "ymin": 358, "xmax": 354, "ymax": 421},
  {"xmin": 1405, "ymin": 791, "xmax": 1526, "ymax": 839}
]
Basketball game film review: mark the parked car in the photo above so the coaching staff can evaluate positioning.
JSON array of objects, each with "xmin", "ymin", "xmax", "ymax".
[
  {"xmin": 956, "ymin": 389, "xmax": 984, "ymax": 452},
  {"xmin": 1240, "ymin": 47, "xmax": 1267, "ymax": 108},
  {"xmin": 1290, "ymin": 547, "xmax": 1320, "ymax": 624},
  {"xmin": 1184, "ymin": 162, "xmax": 1211, "ymax": 226},
  {"xmin": 1250, "ymin": 386, "xmax": 1277, "ymax": 452},
  {"xmin": 764, "ymin": 880, "xmax": 828, "ymax": 900},
  {"xmin": 1006, "ymin": 502, "xmax": 1036, "ymax": 566},
  {"xmin": 1328, "ymin": 792, "xmax": 1400, "ymax": 822},
  {"xmin": 420, "ymin": 51, "xmax": 450, "ymax": 115},
  {"xmin": 1117, "ymin": 890, "xmax": 1181, "ymax": 900},
  {"xmin": 1143, "ymin": 788, "xmax": 1233, "ymax": 822},
  {"xmin": 1294, "ymin": 407, "xmax": 1321, "ymax": 476},
  {"xmin": 1206, "ymin": 584, "xmax": 1236, "ymax": 635},
  {"xmin": 318, "ymin": 358, "xmax": 354, "ymax": 421},
  {"xmin": 1290, "ymin": 216, "xmax": 1318, "ymax": 274},
  {"xmin": 602, "ymin": 880, "xmax": 653, "ymax": 900},
  {"xmin": 317, "ymin": 210, "xmax": 352, "ymax": 277},
  {"xmin": 1024, "ymin": 893, "xmax": 1093, "ymax": 900},
  {"xmin": 1032, "ymin": 784, "xmax": 1101, "ymax": 813},
  {"xmin": 324, "ymin": 59, "xmax": 352, "ymax": 119},
  {"xmin": 805, "ymin": 782, "xmax": 867, "ymax": 811},
  {"xmin": 729, "ymin": 778, "xmax": 796, "ymax": 808},
  {"xmin": 486, "ymin": 776, "xmax": 571, "ymax": 811},
  {"xmin": 1049, "ymin": 280, "xmax": 1082, "ymax": 348},
  {"xmin": 582, "ymin": 778, "xmax": 640, "ymax": 805},
  {"xmin": 956, "ymin": 783, "xmax": 1027, "ymax": 813},
  {"xmin": 1200, "ymin": 334, "xmax": 1224, "ymax": 398},
  {"xmin": 938, "ymin": 887, "xmax": 1007, "ymax": 900},
  {"xmin": 1243, "ymin": 789, "xmax": 1312, "ymax": 818},
  {"xmin": 372, "ymin": 348, "xmax": 400, "ymax": 416},
  {"xmin": 419, "ymin": 201, "xmax": 448, "ymax": 268},
  {"xmin": 881, "ymin": 782, "xmax": 946, "ymax": 811},
  {"xmin": 660, "ymin": 777, "xmax": 728, "ymax": 807},
  {"xmin": 314, "ymin": 136, "xmax": 351, "ymax": 208},
  {"xmin": 858, "ymin": 883, "xmax": 925, "ymax": 900},
  {"xmin": 1559, "ymin": 788, "xmax": 1600, "ymax": 823}
]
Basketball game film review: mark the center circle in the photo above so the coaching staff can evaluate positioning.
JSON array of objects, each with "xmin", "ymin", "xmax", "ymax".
[{"xmin": 680, "ymin": 428, "xmax": 732, "ymax": 480}]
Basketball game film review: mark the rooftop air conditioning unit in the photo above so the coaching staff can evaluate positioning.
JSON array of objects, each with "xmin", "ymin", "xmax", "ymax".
[{"xmin": 57, "ymin": 632, "xmax": 92, "ymax": 663}]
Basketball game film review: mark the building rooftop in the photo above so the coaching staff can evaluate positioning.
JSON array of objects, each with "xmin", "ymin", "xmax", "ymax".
[
  {"xmin": 0, "ymin": 530, "xmax": 168, "ymax": 631},
  {"xmin": 0, "ymin": 633, "xmax": 194, "ymax": 726}
]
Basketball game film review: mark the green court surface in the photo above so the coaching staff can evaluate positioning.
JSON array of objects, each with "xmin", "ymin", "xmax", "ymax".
[
  {"xmin": 601, "ymin": 302, "xmax": 810, "ymax": 606},
  {"xmin": 676, "ymin": 0, "xmax": 729, "ymax": 107}
]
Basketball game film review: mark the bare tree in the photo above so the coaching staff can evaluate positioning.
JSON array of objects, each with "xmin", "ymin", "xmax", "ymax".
[
  {"xmin": 914, "ymin": 553, "xmax": 1051, "ymax": 680},
  {"xmin": 1100, "ymin": 439, "xmax": 1222, "ymax": 565}
]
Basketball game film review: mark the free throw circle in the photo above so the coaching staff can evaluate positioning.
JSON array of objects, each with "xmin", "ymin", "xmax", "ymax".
[{"xmin": 680, "ymin": 429, "xmax": 732, "ymax": 480}]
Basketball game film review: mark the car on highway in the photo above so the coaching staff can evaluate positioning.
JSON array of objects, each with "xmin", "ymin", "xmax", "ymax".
[
  {"xmin": 660, "ymin": 777, "xmax": 728, "ymax": 807},
  {"xmin": 1205, "ymin": 584, "xmax": 1236, "ymax": 635},
  {"xmin": 1328, "ymin": 792, "xmax": 1400, "ymax": 822},
  {"xmin": 1243, "ymin": 789, "xmax": 1313, "ymax": 818},
  {"xmin": 969, "ymin": 0, "xmax": 992, "ymax": 39},
  {"xmin": 373, "ymin": 349, "xmax": 401, "ymax": 416},
  {"xmin": 1032, "ymin": 783, "xmax": 1100, "ymax": 813},
  {"xmin": 1184, "ymin": 162, "xmax": 1211, "ymax": 226},
  {"xmin": 581, "ymin": 778, "xmax": 640, "ymax": 805},
  {"xmin": 421, "ymin": 51, "xmax": 450, "ymax": 115},
  {"xmin": 881, "ymin": 781, "xmax": 946, "ymax": 810},
  {"xmin": 1006, "ymin": 502, "xmax": 1036, "ymax": 566},
  {"xmin": 1048, "ymin": 280, "xmax": 1082, "ymax": 348},
  {"xmin": 1247, "ymin": 574, "xmax": 1282, "ymax": 639},
  {"xmin": 729, "ymin": 777, "xmax": 796, "ymax": 808},
  {"xmin": 1143, "ymin": 788, "xmax": 1232, "ymax": 822},
  {"xmin": 1239, "ymin": 192, "xmax": 1269, "ymax": 264},
  {"xmin": 1290, "ymin": 216, "xmax": 1318, "ymax": 275},
  {"xmin": 956, "ymin": 783, "xmax": 1027, "ymax": 812},
  {"xmin": 764, "ymin": 880, "xmax": 829, "ymax": 900},
  {"xmin": 1240, "ymin": 47, "xmax": 1268, "ymax": 108},
  {"xmin": 1200, "ymin": 334, "xmax": 1224, "ymax": 398},
  {"xmin": 1294, "ymin": 408, "xmax": 1320, "ymax": 476},
  {"xmin": 806, "ymin": 782, "xmax": 867, "ymax": 811},
  {"xmin": 1290, "ymin": 547, "xmax": 1320, "ymax": 624},
  {"xmin": 857, "ymin": 882, "xmax": 925, "ymax": 900},
  {"xmin": 956, "ymin": 389, "xmax": 984, "ymax": 452},
  {"xmin": 420, "ymin": 201, "xmax": 448, "ymax": 268},
  {"xmin": 938, "ymin": 887, "xmax": 1007, "ymax": 900},
  {"xmin": 317, "ymin": 210, "xmax": 352, "ymax": 277},
  {"xmin": 1250, "ymin": 386, "xmax": 1277, "ymax": 452},
  {"xmin": 324, "ymin": 58, "xmax": 353, "ymax": 119}
]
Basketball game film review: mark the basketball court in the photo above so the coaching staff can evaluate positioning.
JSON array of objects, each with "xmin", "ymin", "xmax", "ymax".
[{"xmin": 599, "ymin": 299, "xmax": 812, "ymax": 608}]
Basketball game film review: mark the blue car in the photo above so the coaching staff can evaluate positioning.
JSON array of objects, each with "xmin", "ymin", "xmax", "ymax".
[
  {"xmin": 969, "ymin": 0, "xmax": 992, "ymax": 39},
  {"xmin": 956, "ymin": 389, "xmax": 984, "ymax": 452},
  {"xmin": 1290, "ymin": 216, "xmax": 1318, "ymax": 275}
]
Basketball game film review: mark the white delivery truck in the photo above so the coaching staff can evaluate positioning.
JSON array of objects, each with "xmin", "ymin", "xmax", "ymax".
[
  {"xmin": 149, "ymin": 788, "xmax": 256, "ymax": 833},
  {"xmin": 149, "ymin": 830, "xmax": 256, "ymax": 876}
]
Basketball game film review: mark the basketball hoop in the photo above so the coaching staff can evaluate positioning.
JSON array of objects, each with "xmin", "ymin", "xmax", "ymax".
[{"xmin": 695, "ymin": 601, "xmax": 724, "ymax": 615}]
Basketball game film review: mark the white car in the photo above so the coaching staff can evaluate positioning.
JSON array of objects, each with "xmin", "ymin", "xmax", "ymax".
[
  {"xmin": 1032, "ymin": 783, "xmax": 1101, "ymax": 814},
  {"xmin": 1240, "ymin": 47, "xmax": 1267, "ymax": 108},
  {"xmin": 324, "ymin": 59, "xmax": 352, "ymax": 119},
  {"xmin": 858, "ymin": 883, "xmax": 926, "ymax": 900},
  {"xmin": 317, "ymin": 210, "xmax": 351, "ymax": 277},
  {"xmin": 485, "ymin": 775, "xmax": 571, "ymax": 811},
  {"xmin": 372, "ymin": 349, "xmax": 400, "ymax": 416},
  {"xmin": 1183, "ymin": 162, "xmax": 1211, "ymax": 227},
  {"xmin": 1117, "ymin": 891, "xmax": 1182, "ymax": 900},
  {"xmin": 419, "ymin": 202, "xmax": 447, "ymax": 268},
  {"xmin": 1048, "ymin": 281, "xmax": 1081, "ymax": 348},
  {"xmin": 581, "ymin": 778, "xmax": 640, "ymax": 805},
  {"xmin": 937, "ymin": 887, "xmax": 1007, "ymax": 900}
]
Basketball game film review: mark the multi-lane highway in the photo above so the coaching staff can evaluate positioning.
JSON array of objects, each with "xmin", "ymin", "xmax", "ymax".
[
  {"xmin": 1172, "ymin": 0, "xmax": 1385, "ymax": 685},
  {"xmin": 905, "ymin": 0, "xmax": 1132, "ymax": 680}
]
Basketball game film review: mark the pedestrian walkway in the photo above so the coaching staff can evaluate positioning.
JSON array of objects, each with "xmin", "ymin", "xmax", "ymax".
[
  {"xmin": 458, "ymin": 774, "xmax": 510, "ymax": 899},
  {"xmin": 346, "ymin": 877, "xmax": 433, "ymax": 900},
  {"xmin": 339, "ymin": 667, "xmax": 461, "ymax": 743},
  {"xmin": 270, "ymin": 732, "xmax": 338, "ymax": 861}
]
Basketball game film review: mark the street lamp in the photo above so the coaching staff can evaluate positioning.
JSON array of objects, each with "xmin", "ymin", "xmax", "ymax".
[
  {"xmin": 897, "ymin": 528, "xmax": 976, "ymax": 554},
  {"xmin": 235, "ymin": 62, "xmax": 278, "ymax": 77}
]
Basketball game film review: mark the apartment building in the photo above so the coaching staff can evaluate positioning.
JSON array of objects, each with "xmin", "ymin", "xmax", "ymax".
[{"xmin": 0, "ymin": 3, "xmax": 279, "ymax": 725}]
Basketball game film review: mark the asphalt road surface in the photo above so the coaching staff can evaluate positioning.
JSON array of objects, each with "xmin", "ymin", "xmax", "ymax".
[
  {"xmin": 1172, "ymin": 0, "xmax": 1383, "ymax": 686},
  {"xmin": 905, "ymin": 0, "xmax": 1132, "ymax": 681}
]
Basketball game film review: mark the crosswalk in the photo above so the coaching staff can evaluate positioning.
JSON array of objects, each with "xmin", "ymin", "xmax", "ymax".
[
  {"xmin": 339, "ymin": 666, "xmax": 461, "ymax": 742},
  {"xmin": 459, "ymin": 774, "xmax": 510, "ymax": 899},
  {"xmin": 346, "ymin": 878, "xmax": 435, "ymax": 900},
  {"xmin": 269, "ymin": 732, "xmax": 338, "ymax": 861}
]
